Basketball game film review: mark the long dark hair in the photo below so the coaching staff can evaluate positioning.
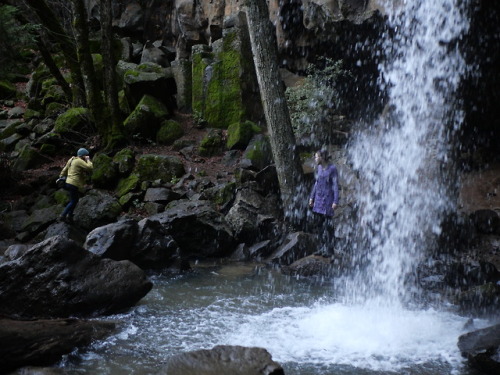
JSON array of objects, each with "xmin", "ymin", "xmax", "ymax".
[{"xmin": 316, "ymin": 149, "xmax": 330, "ymax": 162}]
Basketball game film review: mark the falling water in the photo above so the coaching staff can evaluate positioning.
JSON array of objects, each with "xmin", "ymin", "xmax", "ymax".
[
  {"xmin": 58, "ymin": 1, "xmax": 485, "ymax": 374},
  {"xmin": 347, "ymin": 0, "xmax": 469, "ymax": 307}
]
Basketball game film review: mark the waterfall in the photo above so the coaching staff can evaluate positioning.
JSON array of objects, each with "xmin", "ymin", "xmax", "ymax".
[{"xmin": 347, "ymin": 0, "xmax": 469, "ymax": 307}]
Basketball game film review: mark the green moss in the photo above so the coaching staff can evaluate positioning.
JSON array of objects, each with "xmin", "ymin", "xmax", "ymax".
[
  {"xmin": 91, "ymin": 153, "xmax": 118, "ymax": 188},
  {"xmin": 0, "ymin": 81, "xmax": 16, "ymax": 99},
  {"xmin": 45, "ymin": 102, "xmax": 67, "ymax": 117},
  {"xmin": 116, "ymin": 173, "xmax": 140, "ymax": 198},
  {"xmin": 40, "ymin": 144, "xmax": 56, "ymax": 155},
  {"xmin": 226, "ymin": 120, "xmax": 260, "ymax": 149},
  {"xmin": 199, "ymin": 129, "xmax": 224, "ymax": 156},
  {"xmin": 54, "ymin": 190, "xmax": 69, "ymax": 205},
  {"xmin": 54, "ymin": 107, "xmax": 90, "ymax": 134},
  {"xmin": 191, "ymin": 31, "xmax": 246, "ymax": 129},
  {"xmin": 123, "ymin": 95, "xmax": 170, "ymax": 139},
  {"xmin": 113, "ymin": 148, "xmax": 136, "ymax": 175},
  {"xmin": 134, "ymin": 154, "xmax": 185, "ymax": 182},
  {"xmin": 157, "ymin": 120, "xmax": 184, "ymax": 145}
]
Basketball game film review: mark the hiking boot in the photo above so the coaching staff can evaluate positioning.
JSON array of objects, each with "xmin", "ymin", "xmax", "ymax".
[
  {"xmin": 59, "ymin": 215, "xmax": 67, "ymax": 223},
  {"xmin": 67, "ymin": 216, "xmax": 74, "ymax": 224}
]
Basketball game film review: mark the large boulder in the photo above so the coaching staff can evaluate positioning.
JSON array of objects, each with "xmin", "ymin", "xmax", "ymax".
[
  {"xmin": 0, "ymin": 235, "xmax": 152, "ymax": 319},
  {"xmin": 191, "ymin": 21, "xmax": 262, "ymax": 129},
  {"xmin": 73, "ymin": 190, "xmax": 122, "ymax": 230},
  {"xmin": 0, "ymin": 318, "xmax": 115, "ymax": 373},
  {"xmin": 158, "ymin": 345, "xmax": 284, "ymax": 375},
  {"xmin": 123, "ymin": 94, "xmax": 171, "ymax": 140},
  {"xmin": 84, "ymin": 218, "xmax": 180, "ymax": 269},
  {"xmin": 134, "ymin": 154, "xmax": 185, "ymax": 183},
  {"xmin": 150, "ymin": 200, "xmax": 235, "ymax": 259},
  {"xmin": 121, "ymin": 62, "xmax": 176, "ymax": 110},
  {"xmin": 225, "ymin": 187, "xmax": 281, "ymax": 243},
  {"xmin": 458, "ymin": 324, "xmax": 500, "ymax": 374}
]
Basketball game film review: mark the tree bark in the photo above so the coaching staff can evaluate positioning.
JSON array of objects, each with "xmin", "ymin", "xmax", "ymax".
[
  {"xmin": 100, "ymin": 0, "xmax": 125, "ymax": 149},
  {"xmin": 243, "ymin": 0, "xmax": 304, "ymax": 224},
  {"xmin": 24, "ymin": 0, "xmax": 86, "ymax": 106},
  {"xmin": 72, "ymin": 0, "xmax": 103, "ymax": 130},
  {"xmin": 36, "ymin": 37, "xmax": 72, "ymax": 101}
]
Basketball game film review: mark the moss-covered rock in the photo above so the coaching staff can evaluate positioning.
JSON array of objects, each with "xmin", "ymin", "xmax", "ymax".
[
  {"xmin": 54, "ymin": 107, "xmax": 91, "ymax": 135},
  {"xmin": 0, "ymin": 120, "xmax": 23, "ymax": 140},
  {"xmin": 134, "ymin": 154, "xmax": 185, "ymax": 183},
  {"xmin": 0, "ymin": 81, "xmax": 17, "ymax": 99},
  {"xmin": 157, "ymin": 119, "xmax": 184, "ymax": 145},
  {"xmin": 202, "ymin": 182, "xmax": 236, "ymax": 207},
  {"xmin": 40, "ymin": 144, "xmax": 57, "ymax": 156},
  {"xmin": 11, "ymin": 144, "xmax": 52, "ymax": 172},
  {"xmin": 24, "ymin": 108, "xmax": 42, "ymax": 121},
  {"xmin": 123, "ymin": 95, "xmax": 170, "ymax": 140},
  {"xmin": 199, "ymin": 128, "xmax": 225, "ymax": 157},
  {"xmin": 54, "ymin": 189, "xmax": 70, "ymax": 205},
  {"xmin": 45, "ymin": 102, "xmax": 67, "ymax": 117},
  {"xmin": 91, "ymin": 153, "xmax": 119, "ymax": 189},
  {"xmin": 113, "ymin": 148, "xmax": 136, "ymax": 175},
  {"xmin": 226, "ymin": 120, "xmax": 260, "ymax": 150},
  {"xmin": 191, "ymin": 26, "xmax": 261, "ymax": 129},
  {"xmin": 241, "ymin": 134, "xmax": 273, "ymax": 171},
  {"xmin": 116, "ymin": 173, "xmax": 140, "ymax": 198}
]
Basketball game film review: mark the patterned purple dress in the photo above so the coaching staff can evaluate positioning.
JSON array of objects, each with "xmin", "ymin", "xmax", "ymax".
[{"xmin": 309, "ymin": 164, "xmax": 339, "ymax": 217}]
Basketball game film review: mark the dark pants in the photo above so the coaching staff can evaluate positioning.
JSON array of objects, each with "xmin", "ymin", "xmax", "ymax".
[
  {"xmin": 307, "ymin": 211, "xmax": 335, "ymax": 256},
  {"xmin": 62, "ymin": 183, "xmax": 80, "ymax": 217}
]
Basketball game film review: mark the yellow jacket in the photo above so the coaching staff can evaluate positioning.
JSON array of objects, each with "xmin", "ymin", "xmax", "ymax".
[{"xmin": 60, "ymin": 156, "xmax": 93, "ymax": 191}]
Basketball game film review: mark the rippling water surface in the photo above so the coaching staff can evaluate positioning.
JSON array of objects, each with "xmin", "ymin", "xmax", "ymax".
[{"xmin": 57, "ymin": 263, "xmax": 488, "ymax": 375}]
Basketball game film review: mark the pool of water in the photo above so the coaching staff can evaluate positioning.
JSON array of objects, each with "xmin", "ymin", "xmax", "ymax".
[{"xmin": 57, "ymin": 262, "xmax": 489, "ymax": 375}]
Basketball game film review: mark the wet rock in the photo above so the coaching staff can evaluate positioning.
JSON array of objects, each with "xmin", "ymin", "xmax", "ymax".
[
  {"xmin": 0, "ymin": 318, "xmax": 115, "ymax": 374},
  {"xmin": 455, "ymin": 282, "xmax": 500, "ymax": 317},
  {"xmin": 471, "ymin": 209, "xmax": 500, "ymax": 234},
  {"xmin": 84, "ymin": 218, "xmax": 180, "ymax": 269},
  {"xmin": 158, "ymin": 345, "xmax": 284, "ymax": 375},
  {"xmin": 281, "ymin": 255, "xmax": 332, "ymax": 277},
  {"xmin": 0, "ymin": 235, "xmax": 152, "ymax": 319},
  {"xmin": 458, "ymin": 324, "xmax": 500, "ymax": 374},
  {"xmin": 266, "ymin": 232, "xmax": 318, "ymax": 266},
  {"xmin": 150, "ymin": 200, "xmax": 235, "ymax": 259},
  {"xmin": 225, "ymin": 187, "xmax": 281, "ymax": 243}
]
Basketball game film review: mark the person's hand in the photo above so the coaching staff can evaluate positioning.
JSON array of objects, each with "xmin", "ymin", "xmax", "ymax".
[
  {"xmin": 332, "ymin": 203, "xmax": 337, "ymax": 210},
  {"xmin": 309, "ymin": 199, "xmax": 314, "ymax": 207},
  {"xmin": 84, "ymin": 155, "xmax": 90, "ymax": 162}
]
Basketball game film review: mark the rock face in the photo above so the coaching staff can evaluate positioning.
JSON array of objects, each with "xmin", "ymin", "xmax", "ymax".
[
  {"xmin": 0, "ymin": 235, "xmax": 152, "ymax": 319},
  {"xmin": 84, "ymin": 218, "xmax": 181, "ymax": 269},
  {"xmin": 0, "ymin": 318, "xmax": 115, "ymax": 373},
  {"xmin": 158, "ymin": 345, "xmax": 284, "ymax": 375},
  {"xmin": 458, "ymin": 324, "xmax": 500, "ymax": 374},
  {"xmin": 150, "ymin": 200, "xmax": 235, "ymax": 259}
]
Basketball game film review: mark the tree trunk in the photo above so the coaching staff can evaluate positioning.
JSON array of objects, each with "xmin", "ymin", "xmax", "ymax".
[
  {"xmin": 36, "ymin": 37, "xmax": 73, "ymax": 101},
  {"xmin": 24, "ymin": 0, "xmax": 86, "ymax": 106},
  {"xmin": 100, "ymin": 0, "xmax": 125, "ymax": 149},
  {"xmin": 72, "ymin": 0, "xmax": 102, "ymax": 129},
  {"xmin": 243, "ymin": 0, "xmax": 304, "ymax": 224}
]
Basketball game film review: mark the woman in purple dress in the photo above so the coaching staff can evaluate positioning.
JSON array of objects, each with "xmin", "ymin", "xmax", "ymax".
[
  {"xmin": 308, "ymin": 150, "xmax": 339, "ymax": 253},
  {"xmin": 309, "ymin": 150, "xmax": 339, "ymax": 216}
]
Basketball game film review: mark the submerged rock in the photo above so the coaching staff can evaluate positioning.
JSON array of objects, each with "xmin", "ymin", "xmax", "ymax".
[
  {"xmin": 0, "ymin": 235, "xmax": 152, "ymax": 319},
  {"xmin": 158, "ymin": 345, "xmax": 284, "ymax": 375}
]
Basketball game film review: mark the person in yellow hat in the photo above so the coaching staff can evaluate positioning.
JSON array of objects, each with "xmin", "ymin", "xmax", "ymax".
[{"xmin": 58, "ymin": 148, "xmax": 93, "ymax": 223}]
